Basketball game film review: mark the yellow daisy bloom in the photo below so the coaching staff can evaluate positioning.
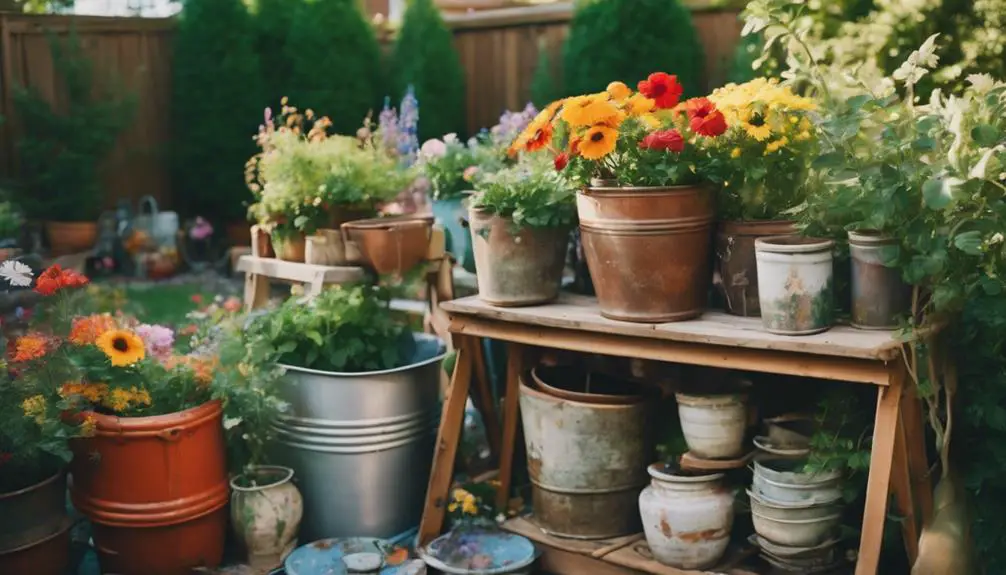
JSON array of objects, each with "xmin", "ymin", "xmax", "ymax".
[
  {"xmin": 80, "ymin": 415, "xmax": 98, "ymax": 437},
  {"xmin": 638, "ymin": 113, "xmax": 662, "ymax": 130},
  {"xmin": 731, "ymin": 147, "xmax": 742, "ymax": 159},
  {"xmin": 626, "ymin": 94, "xmax": 655, "ymax": 116},
  {"xmin": 580, "ymin": 125, "xmax": 619, "ymax": 160},
  {"xmin": 606, "ymin": 81, "xmax": 632, "ymax": 101},
  {"xmin": 97, "ymin": 330, "xmax": 146, "ymax": 367},
  {"xmin": 21, "ymin": 394, "xmax": 46, "ymax": 424},
  {"xmin": 561, "ymin": 97, "xmax": 622, "ymax": 128},
  {"xmin": 765, "ymin": 137, "xmax": 789, "ymax": 154}
]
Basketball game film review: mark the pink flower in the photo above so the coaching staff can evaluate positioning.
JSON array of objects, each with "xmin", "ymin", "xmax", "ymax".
[
  {"xmin": 420, "ymin": 138, "xmax": 447, "ymax": 159},
  {"xmin": 222, "ymin": 297, "xmax": 242, "ymax": 313},
  {"xmin": 463, "ymin": 166, "xmax": 480, "ymax": 182},
  {"xmin": 189, "ymin": 217, "xmax": 214, "ymax": 241},
  {"xmin": 135, "ymin": 324, "xmax": 175, "ymax": 360}
]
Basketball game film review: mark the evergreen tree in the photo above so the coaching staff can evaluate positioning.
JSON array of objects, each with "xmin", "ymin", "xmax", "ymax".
[
  {"xmin": 255, "ymin": 0, "xmax": 299, "ymax": 107},
  {"xmin": 561, "ymin": 0, "xmax": 703, "ymax": 98},
  {"xmin": 285, "ymin": 0, "xmax": 383, "ymax": 135},
  {"xmin": 392, "ymin": 0, "xmax": 466, "ymax": 141},
  {"xmin": 172, "ymin": 0, "xmax": 263, "ymax": 222},
  {"xmin": 530, "ymin": 42, "xmax": 558, "ymax": 107}
]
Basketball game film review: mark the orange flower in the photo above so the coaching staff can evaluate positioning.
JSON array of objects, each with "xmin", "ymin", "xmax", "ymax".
[
  {"xmin": 523, "ymin": 122, "xmax": 553, "ymax": 153},
  {"xmin": 164, "ymin": 355, "xmax": 217, "ymax": 386},
  {"xmin": 70, "ymin": 314, "xmax": 118, "ymax": 345},
  {"xmin": 34, "ymin": 265, "xmax": 89, "ymax": 296},
  {"xmin": 12, "ymin": 333, "xmax": 47, "ymax": 362},
  {"xmin": 59, "ymin": 382, "xmax": 109, "ymax": 403}
]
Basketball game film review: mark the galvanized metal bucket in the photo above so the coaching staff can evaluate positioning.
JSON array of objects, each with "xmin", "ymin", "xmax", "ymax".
[
  {"xmin": 519, "ymin": 372, "xmax": 653, "ymax": 539},
  {"xmin": 274, "ymin": 334, "xmax": 446, "ymax": 541}
]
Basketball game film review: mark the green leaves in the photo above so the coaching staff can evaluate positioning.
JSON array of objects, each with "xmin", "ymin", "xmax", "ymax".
[
  {"xmin": 953, "ymin": 230, "xmax": 984, "ymax": 255},
  {"xmin": 972, "ymin": 124, "xmax": 1001, "ymax": 147},
  {"xmin": 923, "ymin": 177, "xmax": 960, "ymax": 209},
  {"xmin": 471, "ymin": 157, "xmax": 577, "ymax": 230}
]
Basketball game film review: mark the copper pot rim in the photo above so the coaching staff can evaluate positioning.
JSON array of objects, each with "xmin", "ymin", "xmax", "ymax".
[
  {"xmin": 0, "ymin": 469, "xmax": 65, "ymax": 500},
  {"xmin": 85, "ymin": 399, "xmax": 222, "ymax": 434},
  {"xmin": 0, "ymin": 516, "xmax": 72, "ymax": 556},
  {"xmin": 581, "ymin": 184, "xmax": 708, "ymax": 195},
  {"xmin": 341, "ymin": 215, "xmax": 434, "ymax": 231}
]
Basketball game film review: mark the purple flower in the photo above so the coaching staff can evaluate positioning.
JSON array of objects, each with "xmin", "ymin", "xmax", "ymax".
[
  {"xmin": 135, "ymin": 324, "xmax": 175, "ymax": 359},
  {"xmin": 189, "ymin": 217, "xmax": 214, "ymax": 241}
]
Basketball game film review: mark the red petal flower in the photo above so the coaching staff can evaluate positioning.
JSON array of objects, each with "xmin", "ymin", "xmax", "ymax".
[
  {"xmin": 685, "ymin": 97, "xmax": 728, "ymax": 137},
  {"xmin": 33, "ymin": 265, "xmax": 89, "ymax": 296},
  {"xmin": 637, "ymin": 73, "xmax": 683, "ymax": 110},
  {"xmin": 639, "ymin": 129, "xmax": 685, "ymax": 153},
  {"xmin": 554, "ymin": 153, "xmax": 569, "ymax": 171}
]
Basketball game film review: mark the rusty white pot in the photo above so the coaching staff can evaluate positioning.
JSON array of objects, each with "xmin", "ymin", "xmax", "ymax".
[
  {"xmin": 230, "ymin": 466, "xmax": 304, "ymax": 572},
  {"xmin": 675, "ymin": 392, "xmax": 747, "ymax": 459},
  {"xmin": 638, "ymin": 464, "xmax": 734, "ymax": 569}
]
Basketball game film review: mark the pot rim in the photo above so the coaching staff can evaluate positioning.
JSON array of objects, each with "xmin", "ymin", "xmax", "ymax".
[
  {"xmin": 647, "ymin": 462, "xmax": 724, "ymax": 483},
  {"xmin": 754, "ymin": 458, "xmax": 843, "ymax": 483},
  {"xmin": 755, "ymin": 235, "xmax": 834, "ymax": 254},
  {"xmin": 341, "ymin": 215, "xmax": 434, "ymax": 231},
  {"xmin": 581, "ymin": 184, "xmax": 707, "ymax": 194},
  {"xmin": 530, "ymin": 365, "xmax": 649, "ymax": 405},
  {"xmin": 230, "ymin": 465, "xmax": 294, "ymax": 492},
  {"xmin": 519, "ymin": 372, "xmax": 648, "ymax": 410},
  {"xmin": 750, "ymin": 509, "xmax": 842, "ymax": 524},
  {"xmin": 718, "ymin": 219, "xmax": 798, "ymax": 234},
  {"xmin": 85, "ymin": 399, "xmax": 222, "ymax": 433},
  {"xmin": 847, "ymin": 229, "xmax": 897, "ymax": 245},
  {"xmin": 746, "ymin": 488, "xmax": 842, "ymax": 509},
  {"xmin": 280, "ymin": 333, "xmax": 446, "ymax": 378},
  {"xmin": 0, "ymin": 515, "xmax": 73, "ymax": 556},
  {"xmin": 0, "ymin": 469, "xmax": 64, "ymax": 500},
  {"xmin": 675, "ymin": 392, "xmax": 748, "ymax": 406}
]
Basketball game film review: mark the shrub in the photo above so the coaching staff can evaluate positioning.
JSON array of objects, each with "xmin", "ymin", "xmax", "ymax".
[
  {"xmin": 172, "ymin": 0, "xmax": 263, "ymax": 222},
  {"xmin": 391, "ymin": 0, "xmax": 466, "ymax": 142},
  {"xmin": 561, "ymin": 0, "xmax": 703, "ymax": 98},
  {"xmin": 285, "ymin": 0, "xmax": 383, "ymax": 136},
  {"xmin": 530, "ymin": 43, "xmax": 558, "ymax": 108},
  {"xmin": 254, "ymin": 0, "xmax": 300, "ymax": 107}
]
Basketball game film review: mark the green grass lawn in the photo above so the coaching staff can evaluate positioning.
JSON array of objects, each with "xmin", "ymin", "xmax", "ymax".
[{"xmin": 123, "ymin": 283, "xmax": 216, "ymax": 328}]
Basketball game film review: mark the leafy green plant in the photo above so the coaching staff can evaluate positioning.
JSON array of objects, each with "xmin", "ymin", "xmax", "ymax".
[
  {"xmin": 0, "ymin": 201, "xmax": 23, "ymax": 241},
  {"xmin": 470, "ymin": 156, "xmax": 577, "ymax": 231},
  {"xmin": 391, "ymin": 0, "xmax": 466, "ymax": 142},
  {"xmin": 172, "ymin": 0, "xmax": 263, "ymax": 222},
  {"xmin": 418, "ymin": 135, "xmax": 498, "ymax": 201},
  {"xmin": 13, "ymin": 33, "xmax": 135, "ymax": 222},
  {"xmin": 285, "ymin": 0, "xmax": 383, "ymax": 136},
  {"xmin": 561, "ymin": 0, "xmax": 703, "ymax": 98}
]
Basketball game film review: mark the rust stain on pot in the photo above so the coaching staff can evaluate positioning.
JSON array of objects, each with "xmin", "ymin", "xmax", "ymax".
[
  {"xmin": 527, "ymin": 456, "xmax": 542, "ymax": 479},
  {"xmin": 312, "ymin": 539, "xmax": 335, "ymax": 550},
  {"xmin": 677, "ymin": 528, "xmax": 728, "ymax": 543},
  {"xmin": 660, "ymin": 517, "xmax": 673, "ymax": 538}
]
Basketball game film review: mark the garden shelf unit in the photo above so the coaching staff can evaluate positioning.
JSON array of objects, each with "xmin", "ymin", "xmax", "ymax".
[{"xmin": 418, "ymin": 293, "xmax": 933, "ymax": 575}]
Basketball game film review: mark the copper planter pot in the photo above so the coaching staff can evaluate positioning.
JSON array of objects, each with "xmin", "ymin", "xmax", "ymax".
[
  {"xmin": 342, "ymin": 215, "xmax": 433, "ymax": 275},
  {"xmin": 45, "ymin": 221, "xmax": 97, "ymax": 256},
  {"xmin": 716, "ymin": 220, "xmax": 797, "ymax": 317},
  {"xmin": 272, "ymin": 233, "xmax": 307, "ymax": 262},
  {"xmin": 577, "ymin": 185, "xmax": 714, "ymax": 323},
  {"xmin": 848, "ymin": 230, "xmax": 910, "ymax": 329},
  {"xmin": 0, "ymin": 471, "xmax": 71, "ymax": 575}
]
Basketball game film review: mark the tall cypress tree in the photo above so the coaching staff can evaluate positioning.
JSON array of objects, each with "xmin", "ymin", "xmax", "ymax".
[
  {"xmin": 562, "ymin": 0, "xmax": 704, "ymax": 98},
  {"xmin": 285, "ymin": 0, "xmax": 383, "ymax": 135},
  {"xmin": 255, "ymin": 0, "xmax": 299, "ymax": 108},
  {"xmin": 172, "ymin": 0, "xmax": 263, "ymax": 222},
  {"xmin": 392, "ymin": 0, "xmax": 466, "ymax": 141}
]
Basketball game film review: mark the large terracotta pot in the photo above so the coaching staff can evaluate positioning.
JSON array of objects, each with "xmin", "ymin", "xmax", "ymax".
[
  {"xmin": 272, "ymin": 233, "xmax": 307, "ymax": 262},
  {"xmin": 0, "ymin": 471, "xmax": 71, "ymax": 575},
  {"xmin": 468, "ymin": 208, "xmax": 569, "ymax": 307},
  {"xmin": 69, "ymin": 401, "xmax": 229, "ymax": 575},
  {"xmin": 715, "ymin": 220, "xmax": 797, "ymax": 317},
  {"xmin": 45, "ymin": 221, "xmax": 98, "ymax": 256},
  {"xmin": 577, "ymin": 185, "xmax": 714, "ymax": 323},
  {"xmin": 341, "ymin": 215, "xmax": 433, "ymax": 275},
  {"xmin": 230, "ymin": 466, "xmax": 303, "ymax": 572}
]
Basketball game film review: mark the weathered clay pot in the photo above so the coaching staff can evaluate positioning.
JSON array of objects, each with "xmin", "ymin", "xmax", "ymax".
[
  {"xmin": 638, "ymin": 464, "xmax": 734, "ymax": 569},
  {"xmin": 754, "ymin": 236, "xmax": 834, "ymax": 335},
  {"xmin": 469, "ymin": 208, "xmax": 569, "ymax": 307},
  {"xmin": 577, "ymin": 185, "xmax": 714, "ymax": 323},
  {"xmin": 45, "ymin": 221, "xmax": 97, "ymax": 256},
  {"xmin": 70, "ymin": 401, "xmax": 229, "ymax": 575},
  {"xmin": 272, "ymin": 233, "xmax": 307, "ymax": 262},
  {"xmin": 676, "ymin": 392, "xmax": 748, "ymax": 459},
  {"xmin": 530, "ymin": 364, "xmax": 651, "ymax": 406},
  {"xmin": 848, "ymin": 230, "xmax": 910, "ymax": 330},
  {"xmin": 715, "ymin": 220, "xmax": 797, "ymax": 317},
  {"xmin": 230, "ymin": 466, "xmax": 304, "ymax": 572},
  {"xmin": 0, "ymin": 471, "xmax": 71, "ymax": 575},
  {"xmin": 342, "ymin": 215, "xmax": 433, "ymax": 275}
]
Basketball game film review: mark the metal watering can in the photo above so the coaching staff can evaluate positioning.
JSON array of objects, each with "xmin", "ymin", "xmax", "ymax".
[{"xmin": 132, "ymin": 195, "xmax": 178, "ymax": 250}]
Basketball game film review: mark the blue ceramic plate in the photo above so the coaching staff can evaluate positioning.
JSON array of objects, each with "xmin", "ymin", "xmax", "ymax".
[
  {"xmin": 419, "ymin": 528, "xmax": 536, "ymax": 574},
  {"xmin": 284, "ymin": 537, "xmax": 414, "ymax": 575}
]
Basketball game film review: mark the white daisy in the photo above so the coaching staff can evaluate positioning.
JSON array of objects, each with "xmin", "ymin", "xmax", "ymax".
[{"xmin": 0, "ymin": 260, "xmax": 33, "ymax": 287}]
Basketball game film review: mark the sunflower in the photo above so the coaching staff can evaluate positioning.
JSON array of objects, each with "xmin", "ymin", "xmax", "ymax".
[
  {"xmin": 97, "ymin": 330, "xmax": 146, "ymax": 367},
  {"xmin": 741, "ymin": 111, "xmax": 772, "ymax": 142},
  {"xmin": 580, "ymin": 125, "xmax": 619, "ymax": 160}
]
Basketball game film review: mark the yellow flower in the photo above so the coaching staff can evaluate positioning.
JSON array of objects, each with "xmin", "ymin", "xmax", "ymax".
[
  {"xmin": 731, "ymin": 147, "xmax": 742, "ymax": 159},
  {"xmin": 509, "ymin": 100, "xmax": 563, "ymax": 156},
  {"xmin": 626, "ymin": 93, "xmax": 655, "ymax": 116},
  {"xmin": 448, "ymin": 503, "xmax": 458, "ymax": 512},
  {"xmin": 453, "ymin": 488, "xmax": 471, "ymax": 503},
  {"xmin": 638, "ymin": 113, "xmax": 662, "ymax": 130},
  {"xmin": 742, "ymin": 112, "xmax": 772, "ymax": 142},
  {"xmin": 96, "ymin": 330, "xmax": 146, "ymax": 367},
  {"xmin": 104, "ymin": 388, "xmax": 132, "ymax": 412},
  {"xmin": 765, "ymin": 137, "xmax": 789, "ymax": 154},
  {"xmin": 59, "ymin": 382, "xmax": 109, "ymax": 403},
  {"xmin": 21, "ymin": 395, "xmax": 46, "ymax": 424},
  {"xmin": 280, "ymin": 96, "xmax": 289, "ymax": 105},
  {"xmin": 579, "ymin": 125, "xmax": 619, "ymax": 160},
  {"xmin": 795, "ymin": 130, "xmax": 812, "ymax": 141},
  {"xmin": 79, "ymin": 415, "xmax": 98, "ymax": 437},
  {"xmin": 561, "ymin": 97, "xmax": 622, "ymax": 128},
  {"xmin": 462, "ymin": 494, "xmax": 478, "ymax": 515},
  {"xmin": 606, "ymin": 81, "xmax": 632, "ymax": 101},
  {"xmin": 789, "ymin": 116, "xmax": 799, "ymax": 124}
]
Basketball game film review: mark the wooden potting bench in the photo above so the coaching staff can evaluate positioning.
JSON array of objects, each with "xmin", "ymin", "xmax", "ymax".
[{"xmin": 417, "ymin": 294, "xmax": 932, "ymax": 575}]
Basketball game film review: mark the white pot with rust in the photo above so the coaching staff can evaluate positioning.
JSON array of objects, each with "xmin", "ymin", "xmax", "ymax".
[{"xmin": 230, "ymin": 466, "xmax": 304, "ymax": 573}]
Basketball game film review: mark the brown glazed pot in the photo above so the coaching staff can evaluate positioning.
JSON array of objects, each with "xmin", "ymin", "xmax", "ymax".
[
  {"xmin": 272, "ymin": 233, "xmax": 307, "ymax": 262},
  {"xmin": 577, "ymin": 185, "xmax": 714, "ymax": 323},
  {"xmin": 45, "ymin": 221, "xmax": 98, "ymax": 256},
  {"xmin": 469, "ymin": 208, "xmax": 569, "ymax": 307},
  {"xmin": 69, "ymin": 401, "xmax": 229, "ymax": 575},
  {"xmin": 848, "ymin": 230, "xmax": 911, "ymax": 329},
  {"xmin": 0, "ymin": 471, "xmax": 71, "ymax": 575},
  {"xmin": 342, "ymin": 215, "xmax": 433, "ymax": 275},
  {"xmin": 716, "ymin": 220, "xmax": 797, "ymax": 317}
]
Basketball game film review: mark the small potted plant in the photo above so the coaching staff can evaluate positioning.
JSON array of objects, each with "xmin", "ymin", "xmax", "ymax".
[{"xmin": 468, "ymin": 155, "xmax": 576, "ymax": 306}]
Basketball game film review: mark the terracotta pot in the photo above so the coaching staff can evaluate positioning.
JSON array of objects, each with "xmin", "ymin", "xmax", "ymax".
[
  {"xmin": 716, "ymin": 220, "xmax": 797, "ymax": 317},
  {"xmin": 341, "ymin": 215, "xmax": 433, "ymax": 275},
  {"xmin": 755, "ymin": 236, "xmax": 835, "ymax": 335},
  {"xmin": 69, "ymin": 401, "xmax": 229, "ymax": 575},
  {"xmin": 469, "ymin": 208, "xmax": 569, "ymax": 307},
  {"xmin": 226, "ymin": 222, "xmax": 252, "ymax": 247},
  {"xmin": 45, "ymin": 221, "xmax": 97, "ymax": 256},
  {"xmin": 230, "ymin": 466, "xmax": 303, "ymax": 572},
  {"xmin": 530, "ymin": 364, "xmax": 651, "ymax": 406},
  {"xmin": 848, "ymin": 230, "xmax": 910, "ymax": 330},
  {"xmin": 0, "ymin": 471, "xmax": 71, "ymax": 575},
  {"xmin": 577, "ymin": 185, "xmax": 714, "ymax": 323},
  {"xmin": 272, "ymin": 233, "xmax": 307, "ymax": 262}
]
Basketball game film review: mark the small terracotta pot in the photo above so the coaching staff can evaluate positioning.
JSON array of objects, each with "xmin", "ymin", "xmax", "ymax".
[
  {"xmin": 272, "ymin": 233, "xmax": 307, "ymax": 262},
  {"xmin": 226, "ymin": 222, "xmax": 253, "ymax": 247},
  {"xmin": 45, "ymin": 221, "xmax": 97, "ymax": 256},
  {"xmin": 341, "ymin": 215, "xmax": 433, "ymax": 275},
  {"xmin": 252, "ymin": 226, "xmax": 275, "ymax": 258}
]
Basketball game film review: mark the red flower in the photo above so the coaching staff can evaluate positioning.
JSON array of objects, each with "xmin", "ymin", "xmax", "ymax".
[
  {"xmin": 685, "ymin": 97, "xmax": 728, "ymax": 137},
  {"xmin": 0, "ymin": 452, "xmax": 11, "ymax": 466},
  {"xmin": 569, "ymin": 137, "xmax": 582, "ymax": 157},
  {"xmin": 554, "ymin": 153, "xmax": 569, "ymax": 171},
  {"xmin": 639, "ymin": 129, "xmax": 685, "ymax": 153},
  {"xmin": 637, "ymin": 73, "xmax": 683, "ymax": 110},
  {"xmin": 190, "ymin": 294, "xmax": 203, "ymax": 304},
  {"xmin": 33, "ymin": 265, "xmax": 89, "ymax": 296}
]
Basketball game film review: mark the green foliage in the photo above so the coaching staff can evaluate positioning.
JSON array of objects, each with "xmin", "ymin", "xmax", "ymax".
[
  {"xmin": 172, "ymin": 0, "xmax": 263, "ymax": 222},
  {"xmin": 245, "ymin": 284, "xmax": 409, "ymax": 373},
  {"xmin": 254, "ymin": 0, "xmax": 300, "ymax": 107},
  {"xmin": 13, "ymin": 33, "xmax": 135, "ymax": 221},
  {"xmin": 561, "ymin": 0, "xmax": 703, "ymax": 98},
  {"xmin": 471, "ymin": 156, "xmax": 577, "ymax": 230},
  {"xmin": 418, "ymin": 135, "xmax": 499, "ymax": 201},
  {"xmin": 286, "ymin": 0, "xmax": 383, "ymax": 136},
  {"xmin": 392, "ymin": 0, "xmax": 467, "ymax": 142},
  {"xmin": 530, "ymin": 45, "xmax": 558, "ymax": 108},
  {"xmin": 0, "ymin": 202, "xmax": 23, "ymax": 240}
]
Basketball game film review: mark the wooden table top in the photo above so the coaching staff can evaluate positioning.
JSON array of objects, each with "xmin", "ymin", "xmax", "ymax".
[{"xmin": 441, "ymin": 293, "xmax": 903, "ymax": 361}]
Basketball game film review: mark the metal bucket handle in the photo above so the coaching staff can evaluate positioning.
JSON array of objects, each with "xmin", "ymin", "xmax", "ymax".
[{"xmin": 137, "ymin": 195, "xmax": 159, "ymax": 217}]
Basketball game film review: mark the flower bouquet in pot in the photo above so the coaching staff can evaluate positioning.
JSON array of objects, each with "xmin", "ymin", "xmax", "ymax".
[
  {"xmin": 468, "ymin": 154, "xmax": 576, "ymax": 307},
  {"xmin": 511, "ymin": 73, "xmax": 728, "ymax": 322}
]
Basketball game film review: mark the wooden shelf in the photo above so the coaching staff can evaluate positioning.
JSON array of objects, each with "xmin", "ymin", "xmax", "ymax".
[{"xmin": 236, "ymin": 255, "xmax": 366, "ymax": 285}]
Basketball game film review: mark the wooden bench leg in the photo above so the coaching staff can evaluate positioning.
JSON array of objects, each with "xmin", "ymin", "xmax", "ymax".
[
  {"xmin": 902, "ymin": 381, "xmax": 933, "ymax": 523},
  {"xmin": 856, "ymin": 364, "xmax": 905, "ymax": 575},
  {"xmin": 243, "ymin": 272, "xmax": 270, "ymax": 311},
  {"xmin": 495, "ymin": 343, "xmax": 526, "ymax": 512},
  {"xmin": 892, "ymin": 407, "xmax": 919, "ymax": 564},
  {"xmin": 418, "ymin": 335, "xmax": 475, "ymax": 547}
]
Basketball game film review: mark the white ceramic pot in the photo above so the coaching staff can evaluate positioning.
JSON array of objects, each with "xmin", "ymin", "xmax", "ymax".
[
  {"xmin": 751, "ymin": 459, "xmax": 843, "ymax": 506},
  {"xmin": 754, "ymin": 236, "xmax": 835, "ymax": 335},
  {"xmin": 675, "ymin": 392, "xmax": 747, "ymax": 459},
  {"xmin": 751, "ymin": 507, "xmax": 841, "ymax": 547},
  {"xmin": 230, "ymin": 466, "xmax": 304, "ymax": 572},
  {"xmin": 638, "ymin": 464, "xmax": 734, "ymax": 569}
]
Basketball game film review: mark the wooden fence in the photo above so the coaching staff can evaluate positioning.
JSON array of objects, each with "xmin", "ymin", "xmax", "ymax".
[{"xmin": 0, "ymin": 4, "xmax": 741, "ymax": 212}]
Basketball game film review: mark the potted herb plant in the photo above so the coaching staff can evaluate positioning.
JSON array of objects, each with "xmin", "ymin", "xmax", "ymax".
[
  {"xmin": 240, "ymin": 284, "xmax": 446, "ymax": 541},
  {"xmin": 468, "ymin": 155, "xmax": 576, "ymax": 306},
  {"xmin": 700, "ymin": 78, "xmax": 818, "ymax": 317},
  {"xmin": 514, "ymin": 73, "xmax": 727, "ymax": 323}
]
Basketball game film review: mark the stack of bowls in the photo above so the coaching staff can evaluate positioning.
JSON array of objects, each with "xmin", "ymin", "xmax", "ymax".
[{"xmin": 748, "ymin": 458, "xmax": 844, "ymax": 571}]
